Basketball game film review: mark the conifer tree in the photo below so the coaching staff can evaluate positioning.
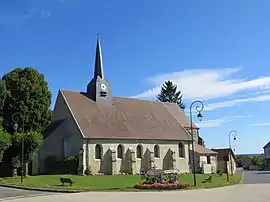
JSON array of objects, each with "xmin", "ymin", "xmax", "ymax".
[{"xmin": 157, "ymin": 80, "xmax": 186, "ymax": 110}]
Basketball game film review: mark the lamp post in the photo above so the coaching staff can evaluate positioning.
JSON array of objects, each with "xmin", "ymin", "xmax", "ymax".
[
  {"xmin": 189, "ymin": 100, "xmax": 204, "ymax": 186},
  {"xmin": 229, "ymin": 130, "xmax": 237, "ymax": 175},
  {"xmin": 12, "ymin": 112, "xmax": 25, "ymax": 184}
]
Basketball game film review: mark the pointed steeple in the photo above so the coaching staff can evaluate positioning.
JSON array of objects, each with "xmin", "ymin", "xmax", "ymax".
[
  {"xmin": 86, "ymin": 35, "xmax": 112, "ymax": 104},
  {"xmin": 94, "ymin": 35, "xmax": 104, "ymax": 79}
]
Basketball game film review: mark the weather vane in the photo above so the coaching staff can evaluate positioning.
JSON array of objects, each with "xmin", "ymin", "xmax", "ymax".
[{"xmin": 96, "ymin": 33, "xmax": 100, "ymax": 39}]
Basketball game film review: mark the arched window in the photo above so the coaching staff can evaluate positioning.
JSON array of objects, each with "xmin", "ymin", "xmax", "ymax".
[
  {"xmin": 95, "ymin": 144, "xmax": 102, "ymax": 159},
  {"xmin": 136, "ymin": 145, "xmax": 143, "ymax": 158},
  {"xmin": 178, "ymin": 142, "xmax": 185, "ymax": 158},
  {"xmin": 154, "ymin": 145, "xmax": 160, "ymax": 158},
  {"xmin": 117, "ymin": 144, "xmax": 124, "ymax": 159}
]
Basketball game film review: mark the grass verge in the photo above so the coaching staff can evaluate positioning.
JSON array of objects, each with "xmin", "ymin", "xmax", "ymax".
[{"xmin": 0, "ymin": 173, "xmax": 242, "ymax": 191}]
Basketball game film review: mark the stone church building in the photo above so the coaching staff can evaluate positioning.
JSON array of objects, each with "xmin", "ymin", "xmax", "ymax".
[{"xmin": 35, "ymin": 38, "xmax": 217, "ymax": 175}]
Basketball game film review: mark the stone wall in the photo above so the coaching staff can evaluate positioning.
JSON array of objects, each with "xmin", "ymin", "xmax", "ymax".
[{"xmin": 85, "ymin": 139, "xmax": 191, "ymax": 175}]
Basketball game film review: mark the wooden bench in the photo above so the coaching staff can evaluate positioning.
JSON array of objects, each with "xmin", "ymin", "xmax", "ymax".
[
  {"xmin": 202, "ymin": 175, "xmax": 212, "ymax": 183},
  {"xmin": 60, "ymin": 177, "xmax": 74, "ymax": 186}
]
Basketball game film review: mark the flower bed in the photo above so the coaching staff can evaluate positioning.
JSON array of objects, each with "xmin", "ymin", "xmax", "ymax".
[{"xmin": 134, "ymin": 182, "xmax": 190, "ymax": 190}]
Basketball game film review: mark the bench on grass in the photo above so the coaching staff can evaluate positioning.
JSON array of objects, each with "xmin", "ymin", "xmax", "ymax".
[
  {"xmin": 60, "ymin": 177, "xmax": 74, "ymax": 186},
  {"xmin": 202, "ymin": 175, "xmax": 212, "ymax": 183}
]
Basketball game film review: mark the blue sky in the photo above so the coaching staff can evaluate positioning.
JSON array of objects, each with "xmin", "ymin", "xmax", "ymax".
[{"xmin": 0, "ymin": 0, "xmax": 270, "ymax": 154}]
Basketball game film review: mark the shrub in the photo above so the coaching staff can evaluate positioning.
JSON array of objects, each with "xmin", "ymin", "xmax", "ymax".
[{"xmin": 134, "ymin": 182, "xmax": 190, "ymax": 190}]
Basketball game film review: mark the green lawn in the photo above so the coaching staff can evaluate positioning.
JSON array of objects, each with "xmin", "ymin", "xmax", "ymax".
[
  {"xmin": 180, "ymin": 174, "xmax": 242, "ymax": 188},
  {"xmin": 0, "ymin": 173, "xmax": 242, "ymax": 191}
]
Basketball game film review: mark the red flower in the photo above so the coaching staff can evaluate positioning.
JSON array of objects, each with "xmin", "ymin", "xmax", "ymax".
[{"xmin": 134, "ymin": 182, "xmax": 190, "ymax": 190}]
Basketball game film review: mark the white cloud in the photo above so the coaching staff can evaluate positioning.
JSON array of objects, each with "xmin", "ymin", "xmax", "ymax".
[
  {"xmin": 252, "ymin": 122, "xmax": 270, "ymax": 127},
  {"xmin": 133, "ymin": 68, "xmax": 270, "ymax": 102},
  {"xmin": 204, "ymin": 94, "xmax": 270, "ymax": 111},
  {"xmin": 195, "ymin": 116, "xmax": 245, "ymax": 128}
]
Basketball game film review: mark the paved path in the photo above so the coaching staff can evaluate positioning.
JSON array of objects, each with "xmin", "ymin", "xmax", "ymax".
[
  {"xmin": 0, "ymin": 187, "xmax": 56, "ymax": 201},
  {"xmin": 2, "ymin": 184, "xmax": 270, "ymax": 202}
]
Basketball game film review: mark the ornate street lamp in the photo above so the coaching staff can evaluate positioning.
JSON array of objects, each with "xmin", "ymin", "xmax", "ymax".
[
  {"xmin": 189, "ymin": 100, "xmax": 204, "ymax": 186},
  {"xmin": 12, "ymin": 112, "xmax": 25, "ymax": 184},
  {"xmin": 229, "ymin": 130, "xmax": 237, "ymax": 175}
]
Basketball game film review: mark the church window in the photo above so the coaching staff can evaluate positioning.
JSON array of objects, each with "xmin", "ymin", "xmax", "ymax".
[
  {"xmin": 154, "ymin": 145, "xmax": 160, "ymax": 158},
  {"xmin": 95, "ymin": 144, "xmax": 102, "ymax": 159},
  {"xmin": 178, "ymin": 142, "xmax": 185, "ymax": 158},
  {"xmin": 136, "ymin": 145, "xmax": 143, "ymax": 158},
  {"xmin": 117, "ymin": 144, "xmax": 124, "ymax": 159}
]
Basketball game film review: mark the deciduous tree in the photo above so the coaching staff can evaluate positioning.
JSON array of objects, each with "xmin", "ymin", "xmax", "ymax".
[
  {"xmin": 11, "ymin": 131, "xmax": 43, "ymax": 163},
  {"xmin": 0, "ymin": 127, "xmax": 11, "ymax": 162},
  {"xmin": 2, "ymin": 67, "xmax": 52, "ymax": 134}
]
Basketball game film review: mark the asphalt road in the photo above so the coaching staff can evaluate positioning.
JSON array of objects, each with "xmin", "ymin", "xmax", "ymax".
[
  {"xmin": 4, "ymin": 184, "xmax": 270, "ymax": 202},
  {"xmin": 242, "ymin": 170, "xmax": 270, "ymax": 184},
  {"xmin": 0, "ymin": 187, "xmax": 55, "ymax": 201}
]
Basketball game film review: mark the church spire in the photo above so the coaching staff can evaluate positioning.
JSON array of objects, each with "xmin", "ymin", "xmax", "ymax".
[
  {"xmin": 86, "ymin": 35, "xmax": 112, "ymax": 104},
  {"xmin": 94, "ymin": 34, "xmax": 104, "ymax": 79}
]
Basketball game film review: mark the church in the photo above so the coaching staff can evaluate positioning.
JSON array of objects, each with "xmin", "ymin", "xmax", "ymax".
[{"xmin": 35, "ymin": 38, "xmax": 217, "ymax": 175}]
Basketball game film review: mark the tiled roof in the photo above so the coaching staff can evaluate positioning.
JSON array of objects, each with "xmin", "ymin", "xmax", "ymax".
[
  {"xmin": 194, "ymin": 144, "xmax": 218, "ymax": 155},
  {"xmin": 163, "ymin": 102, "xmax": 198, "ymax": 129},
  {"xmin": 212, "ymin": 148, "xmax": 236, "ymax": 160},
  {"xmin": 60, "ymin": 90, "xmax": 193, "ymax": 141}
]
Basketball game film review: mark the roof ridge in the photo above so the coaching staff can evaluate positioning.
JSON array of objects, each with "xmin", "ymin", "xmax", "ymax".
[{"xmin": 263, "ymin": 141, "xmax": 270, "ymax": 148}]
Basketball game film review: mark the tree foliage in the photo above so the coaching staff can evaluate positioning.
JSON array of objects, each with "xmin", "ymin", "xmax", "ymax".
[
  {"xmin": 11, "ymin": 131, "xmax": 43, "ymax": 163},
  {"xmin": 0, "ymin": 127, "xmax": 11, "ymax": 162},
  {"xmin": 236, "ymin": 155, "xmax": 265, "ymax": 168},
  {"xmin": 0, "ymin": 80, "xmax": 9, "ymax": 125},
  {"xmin": 252, "ymin": 156, "xmax": 265, "ymax": 168},
  {"xmin": 2, "ymin": 67, "xmax": 52, "ymax": 134},
  {"xmin": 157, "ymin": 80, "xmax": 186, "ymax": 110}
]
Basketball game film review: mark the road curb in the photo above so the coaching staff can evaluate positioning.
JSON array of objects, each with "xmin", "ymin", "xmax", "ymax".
[{"xmin": 0, "ymin": 183, "xmax": 81, "ymax": 193}]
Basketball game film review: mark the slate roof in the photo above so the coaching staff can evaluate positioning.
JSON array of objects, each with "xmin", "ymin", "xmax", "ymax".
[
  {"xmin": 60, "ymin": 90, "xmax": 193, "ymax": 141},
  {"xmin": 194, "ymin": 144, "xmax": 217, "ymax": 155},
  {"xmin": 263, "ymin": 141, "xmax": 270, "ymax": 148}
]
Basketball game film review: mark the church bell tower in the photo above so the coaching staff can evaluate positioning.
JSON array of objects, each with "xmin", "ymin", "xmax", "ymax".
[{"xmin": 86, "ymin": 37, "xmax": 112, "ymax": 104}]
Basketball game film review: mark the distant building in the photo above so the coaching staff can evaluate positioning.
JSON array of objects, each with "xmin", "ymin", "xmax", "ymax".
[
  {"xmin": 263, "ymin": 141, "xmax": 270, "ymax": 169},
  {"xmin": 212, "ymin": 148, "xmax": 237, "ymax": 174}
]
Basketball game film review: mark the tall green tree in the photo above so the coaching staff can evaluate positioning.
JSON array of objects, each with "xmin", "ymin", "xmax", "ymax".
[
  {"xmin": 157, "ymin": 80, "xmax": 186, "ymax": 110},
  {"xmin": 0, "ymin": 127, "xmax": 11, "ymax": 162},
  {"xmin": 2, "ymin": 67, "xmax": 52, "ymax": 134},
  {"xmin": 0, "ymin": 80, "xmax": 8, "ymax": 126}
]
